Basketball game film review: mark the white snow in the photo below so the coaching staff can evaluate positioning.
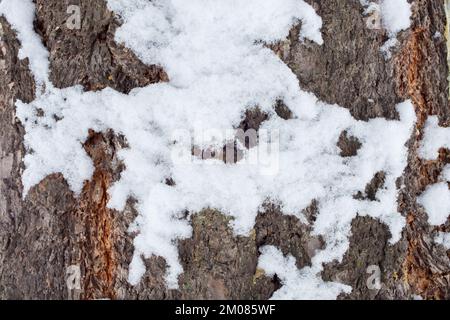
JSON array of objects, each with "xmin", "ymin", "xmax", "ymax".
[
  {"xmin": 380, "ymin": 38, "xmax": 399, "ymax": 60},
  {"xmin": 379, "ymin": 0, "xmax": 412, "ymax": 35},
  {"xmin": 418, "ymin": 164, "xmax": 450, "ymax": 227},
  {"xmin": 418, "ymin": 118, "xmax": 450, "ymax": 242},
  {"xmin": 417, "ymin": 116, "xmax": 450, "ymax": 227},
  {"xmin": 2, "ymin": 0, "xmax": 418, "ymax": 298},
  {"xmin": 435, "ymin": 232, "xmax": 450, "ymax": 250},
  {"xmin": 0, "ymin": 0, "xmax": 50, "ymax": 90},
  {"xmin": 360, "ymin": 0, "xmax": 411, "ymax": 34},
  {"xmin": 360, "ymin": 0, "xmax": 412, "ymax": 58},
  {"xmin": 418, "ymin": 182, "xmax": 450, "ymax": 226},
  {"xmin": 419, "ymin": 116, "xmax": 450, "ymax": 160},
  {"xmin": 417, "ymin": 116, "xmax": 450, "ymax": 228},
  {"xmin": 442, "ymin": 165, "xmax": 450, "ymax": 181},
  {"xmin": 258, "ymin": 246, "xmax": 351, "ymax": 300}
]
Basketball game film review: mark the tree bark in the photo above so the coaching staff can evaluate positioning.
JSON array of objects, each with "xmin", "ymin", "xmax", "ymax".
[{"xmin": 0, "ymin": 0, "xmax": 449, "ymax": 300}]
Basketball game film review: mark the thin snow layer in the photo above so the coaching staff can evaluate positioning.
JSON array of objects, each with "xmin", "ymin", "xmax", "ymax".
[
  {"xmin": 418, "ymin": 183, "xmax": 450, "ymax": 226},
  {"xmin": 419, "ymin": 116, "xmax": 450, "ymax": 160},
  {"xmin": 3, "ymin": 0, "xmax": 417, "ymax": 298},
  {"xmin": 258, "ymin": 246, "xmax": 351, "ymax": 300},
  {"xmin": 443, "ymin": 165, "xmax": 450, "ymax": 181},
  {"xmin": 435, "ymin": 232, "xmax": 450, "ymax": 250},
  {"xmin": 379, "ymin": 0, "xmax": 412, "ymax": 35},
  {"xmin": 360, "ymin": 0, "xmax": 412, "ymax": 58},
  {"xmin": 418, "ymin": 117, "xmax": 450, "ymax": 237},
  {"xmin": 360, "ymin": 0, "xmax": 411, "ymax": 35},
  {"xmin": 417, "ymin": 164, "xmax": 450, "ymax": 227},
  {"xmin": 0, "ymin": 0, "xmax": 50, "ymax": 89}
]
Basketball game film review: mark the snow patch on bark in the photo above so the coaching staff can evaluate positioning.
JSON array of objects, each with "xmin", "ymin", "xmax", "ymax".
[
  {"xmin": 435, "ymin": 232, "xmax": 450, "ymax": 250},
  {"xmin": 418, "ymin": 117, "xmax": 450, "ymax": 242},
  {"xmin": 2, "ymin": 0, "xmax": 417, "ymax": 298},
  {"xmin": 379, "ymin": 0, "xmax": 412, "ymax": 35},
  {"xmin": 419, "ymin": 117, "xmax": 450, "ymax": 160},
  {"xmin": 360, "ymin": 0, "xmax": 412, "ymax": 58},
  {"xmin": 418, "ymin": 164, "xmax": 450, "ymax": 227},
  {"xmin": 418, "ymin": 181, "xmax": 450, "ymax": 226},
  {"xmin": 258, "ymin": 246, "xmax": 351, "ymax": 300},
  {"xmin": 360, "ymin": 0, "xmax": 411, "ymax": 34},
  {"xmin": 0, "ymin": 0, "xmax": 50, "ymax": 89}
]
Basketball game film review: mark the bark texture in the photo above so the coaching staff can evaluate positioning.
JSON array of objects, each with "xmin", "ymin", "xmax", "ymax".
[{"xmin": 0, "ymin": 0, "xmax": 449, "ymax": 300}]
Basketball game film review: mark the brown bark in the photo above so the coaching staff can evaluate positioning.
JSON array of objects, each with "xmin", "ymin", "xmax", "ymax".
[{"xmin": 0, "ymin": 0, "xmax": 449, "ymax": 300}]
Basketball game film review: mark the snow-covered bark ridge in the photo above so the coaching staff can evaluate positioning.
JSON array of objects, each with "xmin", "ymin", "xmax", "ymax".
[
  {"xmin": 360, "ymin": 0, "xmax": 412, "ymax": 58},
  {"xmin": 418, "ymin": 120, "xmax": 450, "ymax": 246},
  {"xmin": 1, "ymin": 0, "xmax": 416, "ymax": 298},
  {"xmin": 360, "ymin": 0, "xmax": 411, "ymax": 34}
]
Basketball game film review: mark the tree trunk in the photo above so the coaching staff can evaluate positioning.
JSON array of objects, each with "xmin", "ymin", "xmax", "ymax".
[{"xmin": 0, "ymin": 0, "xmax": 449, "ymax": 300}]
